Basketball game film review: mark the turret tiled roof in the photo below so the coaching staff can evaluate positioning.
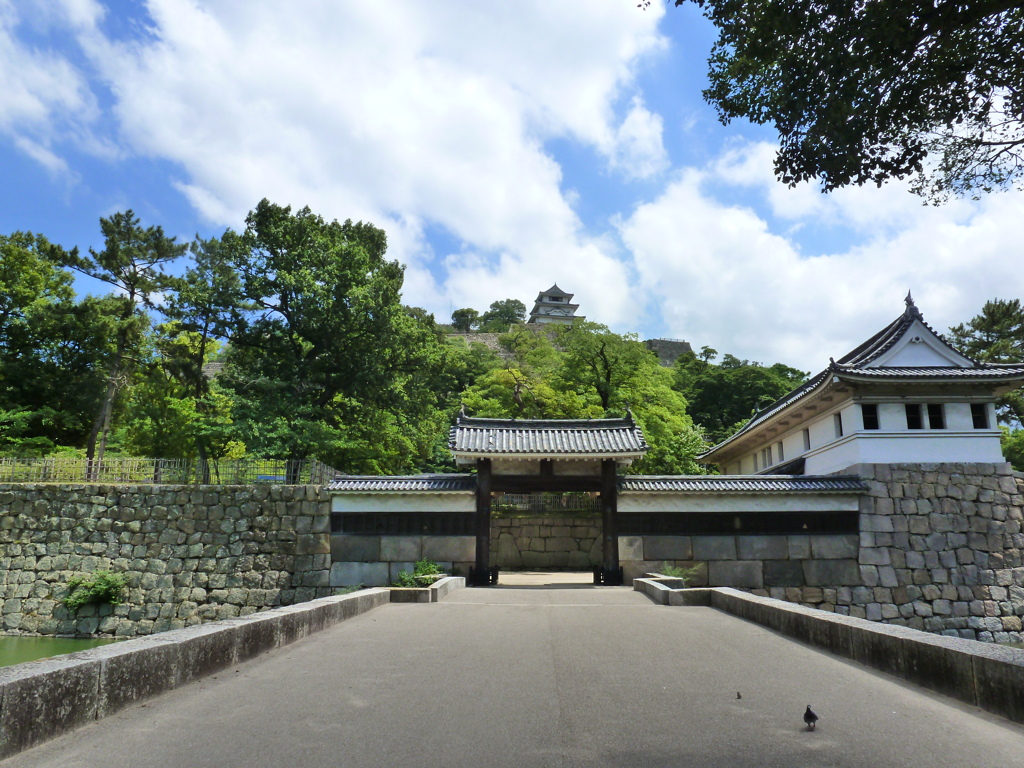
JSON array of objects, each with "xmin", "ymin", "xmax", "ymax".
[{"xmin": 701, "ymin": 294, "xmax": 1024, "ymax": 463}]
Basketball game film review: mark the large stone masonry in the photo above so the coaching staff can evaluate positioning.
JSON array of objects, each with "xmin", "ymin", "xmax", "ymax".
[
  {"xmin": 764, "ymin": 463, "xmax": 1024, "ymax": 643},
  {"xmin": 0, "ymin": 483, "xmax": 334, "ymax": 637},
  {"xmin": 490, "ymin": 514, "xmax": 602, "ymax": 570}
]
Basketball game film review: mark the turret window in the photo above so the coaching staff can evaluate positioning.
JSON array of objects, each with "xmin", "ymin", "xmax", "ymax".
[
  {"xmin": 906, "ymin": 404, "xmax": 923, "ymax": 429},
  {"xmin": 971, "ymin": 403, "xmax": 990, "ymax": 429},
  {"xmin": 861, "ymin": 403, "xmax": 879, "ymax": 430},
  {"xmin": 927, "ymin": 403, "xmax": 945, "ymax": 429}
]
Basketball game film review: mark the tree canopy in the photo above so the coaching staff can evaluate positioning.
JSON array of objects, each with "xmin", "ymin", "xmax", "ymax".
[
  {"xmin": 948, "ymin": 298, "xmax": 1024, "ymax": 426},
  {"xmin": 679, "ymin": 0, "xmax": 1024, "ymax": 201},
  {"xmin": 478, "ymin": 298, "xmax": 527, "ymax": 332},
  {"xmin": 0, "ymin": 201, "xmax": 835, "ymax": 476},
  {"xmin": 673, "ymin": 346, "xmax": 808, "ymax": 444}
]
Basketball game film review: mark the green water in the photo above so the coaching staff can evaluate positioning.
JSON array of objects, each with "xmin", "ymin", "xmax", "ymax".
[{"xmin": 0, "ymin": 636, "xmax": 120, "ymax": 668}]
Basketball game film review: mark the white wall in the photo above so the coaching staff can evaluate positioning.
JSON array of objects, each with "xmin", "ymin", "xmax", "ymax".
[
  {"xmin": 805, "ymin": 432, "xmax": 1005, "ymax": 475},
  {"xmin": 332, "ymin": 493, "xmax": 475, "ymax": 513},
  {"xmin": 618, "ymin": 492, "xmax": 859, "ymax": 513},
  {"xmin": 725, "ymin": 399, "xmax": 1001, "ymax": 476}
]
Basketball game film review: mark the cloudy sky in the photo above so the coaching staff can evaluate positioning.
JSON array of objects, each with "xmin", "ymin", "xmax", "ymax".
[{"xmin": 3, "ymin": 0, "xmax": 1023, "ymax": 373}]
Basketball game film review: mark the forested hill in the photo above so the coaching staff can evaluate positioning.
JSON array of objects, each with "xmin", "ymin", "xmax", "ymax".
[{"xmin": 4, "ymin": 201, "xmax": 1018, "ymax": 474}]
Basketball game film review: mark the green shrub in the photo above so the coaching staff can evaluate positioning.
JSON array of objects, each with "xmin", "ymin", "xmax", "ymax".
[
  {"xmin": 413, "ymin": 558, "xmax": 443, "ymax": 577},
  {"xmin": 62, "ymin": 571, "xmax": 128, "ymax": 613},
  {"xmin": 659, "ymin": 563, "xmax": 703, "ymax": 586},
  {"xmin": 393, "ymin": 571, "xmax": 420, "ymax": 588},
  {"xmin": 392, "ymin": 559, "xmax": 445, "ymax": 588}
]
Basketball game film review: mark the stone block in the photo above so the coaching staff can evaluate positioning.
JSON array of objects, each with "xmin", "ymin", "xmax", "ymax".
[
  {"xmin": 753, "ymin": 559, "xmax": 798, "ymax": 589},
  {"xmin": 0, "ymin": 655, "xmax": 100, "ymax": 759},
  {"xmin": 330, "ymin": 535, "xmax": 380, "ymax": 563},
  {"xmin": 787, "ymin": 536, "xmax": 811, "ymax": 559},
  {"xmin": 803, "ymin": 559, "xmax": 861, "ymax": 586},
  {"xmin": 175, "ymin": 623, "xmax": 239, "ymax": 683},
  {"xmin": 93, "ymin": 636, "xmax": 182, "ymax": 717},
  {"xmin": 860, "ymin": 548, "xmax": 891, "ymax": 565},
  {"xmin": 422, "ymin": 536, "xmax": 475, "ymax": 563},
  {"xmin": 495, "ymin": 533, "xmax": 523, "ymax": 568},
  {"xmin": 380, "ymin": 536, "xmax": 422, "ymax": 562},
  {"xmin": 902, "ymin": 636, "xmax": 979, "ymax": 705},
  {"xmin": 737, "ymin": 536, "xmax": 788, "ymax": 561},
  {"xmin": 692, "ymin": 536, "xmax": 737, "ymax": 561},
  {"xmin": 618, "ymin": 536, "xmax": 644, "ymax": 561},
  {"xmin": 296, "ymin": 534, "xmax": 330, "ymax": 555},
  {"xmin": 388, "ymin": 562, "xmax": 416, "ymax": 583},
  {"xmin": 973, "ymin": 647, "xmax": 1024, "ymax": 724},
  {"xmin": 329, "ymin": 561, "xmax": 389, "ymax": 587},
  {"xmin": 643, "ymin": 536, "xmax": 692, "ymax": 561},
  {"xmin": 708, "ymin": 560, "xmax": 763, "ymax": 589},
  {"xmin": 521, "ymin": 551, "xmax": 559, "ymax": 569},
  {"xmin": 668, "ymin": 588, "xmax": 712, "ymax": 607},
  {"xmin": 810, "ymin": 535, "xmax": 859, "ymax": 560}
]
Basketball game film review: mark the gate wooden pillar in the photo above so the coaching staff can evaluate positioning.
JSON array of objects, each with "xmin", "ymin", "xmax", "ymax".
[
  {"xmin": 600, "ymin": 458, "xmax": 622, "ymax": 585},
  {"xmin": 472, "ymin": 458, "xmax": 492, "ymax": 585}
]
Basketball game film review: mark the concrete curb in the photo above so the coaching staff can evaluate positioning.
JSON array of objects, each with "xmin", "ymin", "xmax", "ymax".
[
  {"xmin": 429, "ymin": 576, "xmax": 466, "ymax": 602},
  {"xmin": 388, "ymin": 576, "xmax": 466, "ymax": 603},
  {"xmin": 0, "ymin": 588, "xmax": 389, "ymax": 760},
  {"xmin": 635, "ymin": 579, "xmax": 1024, "ymax": 725}
]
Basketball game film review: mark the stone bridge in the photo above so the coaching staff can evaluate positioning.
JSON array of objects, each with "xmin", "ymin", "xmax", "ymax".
[{"xmin": 2, "ymin": 576, "xmax": 1022, "ymax": 767}]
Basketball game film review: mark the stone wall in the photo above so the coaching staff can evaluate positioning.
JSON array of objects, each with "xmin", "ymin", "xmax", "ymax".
[
  {"xmin": 0, "ymin": 483, "xmax": 334, "ymax": 637},
  {"xmin": 329, "ymin": 534, "xmax": 475, "ymax": 586},
  {"xmin": 825, "ymin": 462, "xmax": 1024, "ymax": 643},
  {"xmin": 490, "ymin": 514, "xmax": 602, "ymax": 569},
  {"xmin": 618, "ymin": 463, "xmax": 1024, "ymax": 644},
  {"xmin": 618, "ymin": 533, "xmax": 859, "ymax": 588}
]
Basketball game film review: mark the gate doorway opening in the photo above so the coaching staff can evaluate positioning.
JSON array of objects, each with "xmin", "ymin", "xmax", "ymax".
[
  {"xmin": 490, "ymin": 492, "xmax": 603, "ymax": 573},
  {"xmin": 449, "ymin": 413, "xmax": 649, "ymax": 587}
]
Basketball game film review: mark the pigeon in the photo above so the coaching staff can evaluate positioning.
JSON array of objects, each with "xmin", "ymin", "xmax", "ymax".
[
  {"xmin": 736, "ymin": 692, "xmax": 742, "ymax": 700},
  {"xmin": 803, "ymin": 705, "xmax": 819, "ymax": 731}
]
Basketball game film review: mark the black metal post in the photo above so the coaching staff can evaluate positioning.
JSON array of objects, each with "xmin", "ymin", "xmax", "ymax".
[
  {"xmin": 600, "ymin": 458, "xmax": 622, "ymax": 585},
  {"xmin": 472, "ymin": 458, "xmax": 492, "ymax": 586}
]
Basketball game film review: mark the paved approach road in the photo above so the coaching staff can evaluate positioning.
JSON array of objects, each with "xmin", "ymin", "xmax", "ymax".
[{"xmin": 6, "ymin": 574, "xmax": 1024, "ymax": 768}]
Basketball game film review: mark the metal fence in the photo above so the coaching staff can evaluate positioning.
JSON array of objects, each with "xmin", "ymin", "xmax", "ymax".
[
  {"xmin": 492, "ymin": 492, "xmax": 601, "ymax": 516},
  {"xmin": 0, "ymin": 457, "xmax": 339, "ymax": 486}
]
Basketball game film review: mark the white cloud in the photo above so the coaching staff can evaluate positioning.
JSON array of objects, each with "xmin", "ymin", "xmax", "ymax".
[
  {"xmin": 50, "ymin": 0, "xmax": 666, "ymax": 327},
  {"xmin": 607, "ymin": 96, "xmax": 668, "ymax": 179},
  {"xmin": 0, "ymin": 0, "xmax": 97, "ymax": 175},
  {"xmin": 622, "ymin": 150, "xmax": 1024, "ymax": 372}
]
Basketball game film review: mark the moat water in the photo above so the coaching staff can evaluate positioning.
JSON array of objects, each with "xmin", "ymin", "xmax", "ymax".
[{"xmin": 0, "ymin": 636, "xmax": 120, "ymax": 668}]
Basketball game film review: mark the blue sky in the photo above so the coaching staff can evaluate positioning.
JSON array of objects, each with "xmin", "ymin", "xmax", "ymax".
[{"xmin": 3, "ymin": 0, "xmax": 1024, "ymax": 373}]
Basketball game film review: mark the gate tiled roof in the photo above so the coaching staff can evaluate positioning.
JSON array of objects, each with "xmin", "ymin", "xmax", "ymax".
[{"xmin": 449, "ymin": 414, "xmax": 648, "ymax": 459}]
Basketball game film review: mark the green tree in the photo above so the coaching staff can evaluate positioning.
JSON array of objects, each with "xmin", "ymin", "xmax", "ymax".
[
  {"xmin": 0, "ymin": 234, "xmax": 114, "ymax": 453},
  {"xmin": 948, "ymin": 298, "xmax": 1024, "ymax": 425},
  {"xmin": 450, "ymin": 307, "xmax": 480, "ymax": 332},
  {"xmin": 478, "ymin": 298, "xmax": 527, "ymax": 332},
  {"xmin": 162, "ymin": 233, "xmax": 248, "ymax": 473},
  {"xmin": 677, "ymin": 0, "xmax": 1024, "ymax": 201},
  {"xmin": 216, "ymin": 199, "xmax": 452, "ymax": 474},
  {"xmin": 460, "ymin": 322, "xmax": 708, "ymax": 473},
  {"xmin": 460, "ymin": 326, "xmax": 596, "ymax": 418},
  {"xmin": 556, "ymin": 321, "xmax": 655, "ymax": 411},
  {"xmin": 674, "ymin": 349, "xmax": 807, "ymax": 444},
  {"xmin": 1001, "ymin": 426, "xmax": 1024, "ymax": 472},
  {"xmin": 118, "ymin": 323, "xmax": 236, "ymax": 462},
  {"xmin": 52, "ymin": 212, "xmax": 186, "ymax": 466}
]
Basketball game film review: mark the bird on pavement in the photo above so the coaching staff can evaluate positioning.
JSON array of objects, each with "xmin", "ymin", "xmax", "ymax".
[{"xmin": 804, "ymin": 705, "xmax": 819, "ymax": 731}]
